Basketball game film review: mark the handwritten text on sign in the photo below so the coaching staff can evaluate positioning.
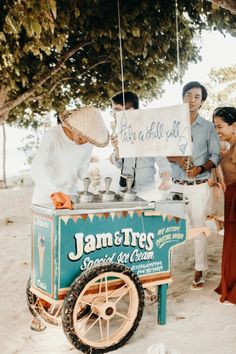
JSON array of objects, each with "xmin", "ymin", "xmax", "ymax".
[{"xmin": 116, "ymin": 104, "xmax": 192, "ymax": 157}]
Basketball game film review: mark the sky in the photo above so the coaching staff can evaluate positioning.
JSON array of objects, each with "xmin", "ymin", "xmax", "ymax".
[
  {"xmin": 149, "ymin": 30, "xmax": 236, "ymax": 108},
  {"xmin": 1, "ymin": 30, "xmax": 236, "ymax": 177}
]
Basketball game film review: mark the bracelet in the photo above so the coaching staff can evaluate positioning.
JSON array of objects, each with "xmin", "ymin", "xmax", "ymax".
[{"xmin": 198, "ymin": 165, "xmax": 206, "ymax": 174}]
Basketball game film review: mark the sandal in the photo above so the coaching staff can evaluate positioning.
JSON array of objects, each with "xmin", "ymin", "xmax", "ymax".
[
  {"xmin": 145, "ymin": 287, "xmax": 158, "ymax": 305},
  {"xmin": 30, "ymin": 318, "xmax": 46, "ymax": 332},
  {"xmin": 190, "ymin": 277, "xmax": 205, "ymax": 290},
  {"xmin": 217, "ymin": 299, "xmax": 235, "ymax": 306}
]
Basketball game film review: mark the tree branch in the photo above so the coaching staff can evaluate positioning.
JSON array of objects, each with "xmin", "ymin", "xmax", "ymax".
[
  {"xmin": 0, "ymin": 41, "xmax": 91, "ymax": 119},
  {"xmin": 207, "ymin": 0, "xmax": 236, "ymax": 14},
  {"xmin": 26, "ymin": 59, "xmax": 109, "ymax": 104}
]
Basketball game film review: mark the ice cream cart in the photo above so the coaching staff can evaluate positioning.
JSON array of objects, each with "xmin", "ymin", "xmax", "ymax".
[{"xmin": 27, "ymin": 186, "xmax": 187, "ymax": 354}]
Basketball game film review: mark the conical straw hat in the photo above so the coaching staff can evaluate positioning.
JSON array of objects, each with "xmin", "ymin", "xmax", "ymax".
[{"xmin": 59, "ymin": 107, "xmax": 109, "ymax": 147}]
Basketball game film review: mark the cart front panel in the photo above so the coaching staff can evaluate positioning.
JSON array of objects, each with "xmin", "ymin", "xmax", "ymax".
[{"xmin": 58, "ymin": 210, "xmax": 186, "ymax": 295}]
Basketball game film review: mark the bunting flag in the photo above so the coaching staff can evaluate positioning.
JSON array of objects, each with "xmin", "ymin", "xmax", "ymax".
[
  {"xmin": 128, "ymin": 210, "xmax": 135, "ymax": 218},
  {"xmin": 162, "ymin": 213, "xmax": 167, "ymax": 221},
  {"xmin": 174, "ymin": 216, "xmax": 180, "ymax": 224},
  {"xmin": 122, "ymin": 211, "xmax": 128, "ymax": 218},
  {"xmin": 104, "ymin": 212, "xmax": 110, "ymax": 219},
  {"xmin": 167, "ymin": 214, "xmax": 173, "ymax": 222},
  {"xmin": 87, "ymin": 214, "xmax": 95, "ymax": 222},
  {"xmin": 115, "ymin": 211, "xmax": 122, "ymax": 219},
  {"xmin": 96, "ymin": 213, "xmax": 104, "ymax": 220},
  {"xmin": 72, "ymin": 215, "xmax": 80, "ymax": 223},
  {"xmin": 60, "ymin": 216, "xmax": 71, "ymax": 225},
  {"xmin": 110, "ymin": 212, "xmax": 116, "ymax": 220},
  {"xmin": 136, "ymin": 210, "xmax": 143, "ymax": 217}
]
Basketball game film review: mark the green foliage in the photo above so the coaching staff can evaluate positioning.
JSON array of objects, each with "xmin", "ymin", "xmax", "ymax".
[
  {"xmin": 0, "ymin": 0, "xmax": 236, "ymax": 127},
  {"xmin": 202, "ymin": 64, "xmax": 236, "ymax": 117}
]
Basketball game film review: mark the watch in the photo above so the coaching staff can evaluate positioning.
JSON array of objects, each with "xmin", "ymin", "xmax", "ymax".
[{"xmin": 198, "ymin": 165, "xmax": 206, "ymax": 174}]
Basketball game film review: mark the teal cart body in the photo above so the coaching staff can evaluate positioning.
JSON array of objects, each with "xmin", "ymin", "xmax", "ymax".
[{"xmin": 28, "ymin": 201, "xmax": 186, "ymax": 353}]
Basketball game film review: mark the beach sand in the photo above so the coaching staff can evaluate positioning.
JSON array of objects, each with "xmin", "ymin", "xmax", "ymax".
[{"xmin": 0, "ymin": 176, "xmax": 236, "ymax": 354}]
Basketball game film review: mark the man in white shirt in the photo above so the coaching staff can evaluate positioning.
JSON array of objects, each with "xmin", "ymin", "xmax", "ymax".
[
  {"xmin": 31, "ymin": 107, "xmax": 109, "ymax": 206},
  {"xmin": 30, "ymin": 107, "xmax": 109, "ymax": 331},
  {"xmin": 168, "ymin": 81, "xmax": 220, "ymax": 289}
]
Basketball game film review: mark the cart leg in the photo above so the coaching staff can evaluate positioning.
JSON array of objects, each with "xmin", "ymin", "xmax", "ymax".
[{"xmin": 157, "ymin": 283, "xmax": 168, "ymax": 325}]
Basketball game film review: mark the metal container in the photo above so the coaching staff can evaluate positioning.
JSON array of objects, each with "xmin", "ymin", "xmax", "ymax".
[
  {"xmin": 99, "ymin": 176, "xmax": 116, "ymax": 202},
  {"xmin": 118, "ymin": 190, "xmax": 136, "ymax": 201},
  {"xmin": 118, "ymin": 175, "xmax": 137, "ymax": 201}
]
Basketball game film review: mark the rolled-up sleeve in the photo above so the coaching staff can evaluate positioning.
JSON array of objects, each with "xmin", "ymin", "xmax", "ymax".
[
  {"xmin": 208, "ymin": 125, "xmax": 220, "ymax": 167},
  {"xmin": 155, "ymin": 156, "xmax": 172, "ymax": 175}
]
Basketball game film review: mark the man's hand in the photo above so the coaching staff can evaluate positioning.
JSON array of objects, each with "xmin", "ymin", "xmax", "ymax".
[
  {"xmin": 168, "ymin": 156, "xmax": 192, "ymax": 171},
  {"xmin": 186, "ymin": 166, "xmax": 201, "ymax": 178},
  {"xmin": 158, "ymin": 172, "xmax": 172, "ymax": 190},
  {"xmin": 110, "ymin": 135, "xmax": 120, "ymax": 160},
  {"xmin": 167, "ymin": 156, "xmax": 190, "ymax": 171}
]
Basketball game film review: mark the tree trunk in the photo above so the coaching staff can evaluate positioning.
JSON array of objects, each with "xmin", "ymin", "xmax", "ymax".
[
  {"xmin": 0, "ymin": 123, "xmax": 7, "ymax": 188},
  {"xmin": 0, "ymin": 86, "xmax": 8, "ymax": 188},
  {"xmin": 207, "ymin": 0, "xmax": 236, "ymax": 14}
]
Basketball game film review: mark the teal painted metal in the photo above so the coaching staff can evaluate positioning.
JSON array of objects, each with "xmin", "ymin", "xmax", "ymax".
[
  {"xmin": 158, "ymin": 283, "xmax": 168, "ymax": 325},
  {"xmin": 31, "ymin": 207, "xmax": 186, "ymax": 301},
  {"xmin": 32, "ymin": 214, "xmax": 53, "ymax": 297},
  {"xmin": 53, "ymin": 214, "xmax": 59, "ymax": 300}
]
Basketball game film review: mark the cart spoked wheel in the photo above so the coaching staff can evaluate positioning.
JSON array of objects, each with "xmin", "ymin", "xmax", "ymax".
[
  {"xmin": 62, "ymin": 263, "xmax": 145, "ymax": 353},
  {"xmin": 26, "ymin": 279, "xmax": 61, "ymax": 326}
]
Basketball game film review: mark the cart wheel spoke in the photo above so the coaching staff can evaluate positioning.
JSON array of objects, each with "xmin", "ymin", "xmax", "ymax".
[
  {"xmin": 77, "ymin": 309, "xmax": 94, "ymax": 325},
  {"xmin": 98, "ymin": 316, "xmax": 104, "ymax": 341},
  {"xmin": 106, "ymin": 318, "xmax": 110, "ymax": 341},
  {"xmin": 115, "ymin": 310, "xmax": 131, "ymax": 321},
  {"xmin": 109, "ymin": 283, "xmax": 127, "ymax": 298},
  {"xmin": 77, "ymin": 299, "xmax": 93, "ymax": 307},
  {"xmin": 83, "ymin": 316, "xmax": 100, "ymax": 336},
  {"xmin": 98, "ymin": 278, "xmax": 103, "ymax": 296},
  {"xmin": 105, "ymin": 276, "xmax": 108, "ymax": 304},
  {"xmin": 114, "ymin": 285, "xmax": 130, "ymax": 304}
]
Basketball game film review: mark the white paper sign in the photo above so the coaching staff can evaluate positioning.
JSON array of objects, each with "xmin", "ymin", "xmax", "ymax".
[{"xmin": 116, "ymin": 103, "xmax": 192, "ymax": 157}]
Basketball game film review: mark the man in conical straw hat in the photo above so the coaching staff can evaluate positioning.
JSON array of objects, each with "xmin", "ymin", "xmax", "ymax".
[
  {"xmin": 30, "ymin": 107, "xmax": 108, "ymax": 331},
  {"xmin": 31, "ymin": 107, "xmax": 109, "ymax": 206}
]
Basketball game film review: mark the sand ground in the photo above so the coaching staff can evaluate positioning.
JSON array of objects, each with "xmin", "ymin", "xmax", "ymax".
[{"xmin": 0, "ymin": 177, "xmax": 236, "ymax": 354}]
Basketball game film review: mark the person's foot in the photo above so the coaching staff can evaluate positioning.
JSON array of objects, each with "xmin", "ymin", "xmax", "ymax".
[
  {"xmin": 194, "ymin": 270, "xmax": 202, "ymax": 283},
  {"xmin": 30, "ymin": 318, "xmax": 46, "ymax": 332},
  {"xmin": 218, "ymin": 228, "xmax": 224, "ymax": 236},
  {"xmin": 217, "ymin": 299, "xmax": 235, "ymax": 306},
  {"xmin": 191, "ymin": 270, "xmax": 205, "ymax": 290},
  {"xmin": 145, "ymin": 287, "xmax": 158, "ymax": 305}
]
